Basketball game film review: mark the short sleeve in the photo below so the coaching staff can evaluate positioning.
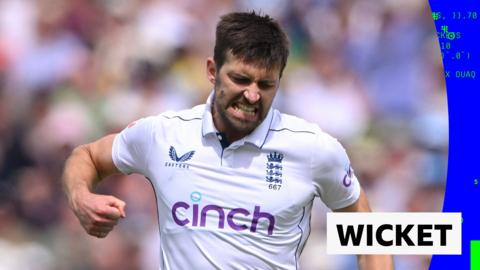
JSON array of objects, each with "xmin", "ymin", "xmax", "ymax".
[
  {"xmin": 112, "ymin": 117, "xmax": 155, "ymax": 175},
  {"xmin": 312, "ymin": 133, "xmax": 361, "ymax": 210}
]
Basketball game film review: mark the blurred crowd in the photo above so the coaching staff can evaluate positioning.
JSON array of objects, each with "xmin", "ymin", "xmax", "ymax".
[{"xmin": 0, "ymin": 0, "xmax": 447, "ymax": 269}]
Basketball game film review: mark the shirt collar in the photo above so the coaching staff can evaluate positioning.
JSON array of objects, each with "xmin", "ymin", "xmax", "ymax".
[{"xmin": 201, "ymin": 91, "xmax": 274, "ymax": 149}]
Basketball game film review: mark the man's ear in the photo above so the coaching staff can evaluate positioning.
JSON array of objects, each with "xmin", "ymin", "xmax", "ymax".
[{"xmin": 206, "ymin": 57, "xmax": 217, "ymax": 85}]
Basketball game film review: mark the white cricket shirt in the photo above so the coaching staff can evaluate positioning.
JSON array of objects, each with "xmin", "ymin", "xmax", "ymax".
[{"xmin": 112, "ymin": 94, "xmax": 361, "ymax": 270}]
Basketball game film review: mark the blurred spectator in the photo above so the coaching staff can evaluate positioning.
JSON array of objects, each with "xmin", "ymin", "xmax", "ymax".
[{"xmin": 284, "ymin": 45, "xmax": 371, "ymax": 142}]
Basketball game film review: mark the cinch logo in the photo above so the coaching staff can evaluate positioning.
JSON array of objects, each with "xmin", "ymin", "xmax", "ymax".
[
  {"xmin": 171, "ymin": 202, "xmax": 276, "ymax": 236},
  {"xmin": 164, "ymin": 146, "xmax": 195, "ymax": 169}
]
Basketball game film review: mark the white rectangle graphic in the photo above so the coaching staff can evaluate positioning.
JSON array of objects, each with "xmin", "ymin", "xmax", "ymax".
[{"xmin": 327, "ymin": 212, "xmax": 461, "ymax": 254}]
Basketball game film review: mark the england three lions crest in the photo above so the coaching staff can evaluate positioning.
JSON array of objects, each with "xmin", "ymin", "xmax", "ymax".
[{"xmin": 266, "ymin": 152, "xmax": 284, "ymax": 190}]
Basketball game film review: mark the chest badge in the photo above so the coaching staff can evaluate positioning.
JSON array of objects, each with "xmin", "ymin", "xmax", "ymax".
[
  {"xmin": 266, "ymin": 152, "xmax": 284, "ymax": 190},
  {"xmin": 165, "ymin": 146, "xmax": 195, "ymax": 169},
  {"xmin": 169, "ymin": 146, "xmax": 195, "ymax": 162}
]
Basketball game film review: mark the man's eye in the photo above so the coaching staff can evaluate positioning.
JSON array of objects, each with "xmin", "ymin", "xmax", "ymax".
[
  {"xmin": 232, "ymin": 77, "xmax": 250, "ymax": 84},
  {"xmin": 258, "ymin": 83, "xmax": 274, "ymax": 89}
]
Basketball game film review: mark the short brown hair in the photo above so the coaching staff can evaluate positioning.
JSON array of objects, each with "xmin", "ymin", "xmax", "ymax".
[{"xmin": 214, "ymin": 11, "xmax": 290, "ymax": 77}]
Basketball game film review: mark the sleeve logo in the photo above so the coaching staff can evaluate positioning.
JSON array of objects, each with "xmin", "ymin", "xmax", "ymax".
[{"xmin": 343, "ymin": 165, "xmax": 353, "ymax": 187}]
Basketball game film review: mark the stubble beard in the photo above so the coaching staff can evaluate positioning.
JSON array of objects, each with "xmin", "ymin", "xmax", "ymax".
[{"xmin": 213, "ymin": 88, "xmax": 260, "ymax": 139}]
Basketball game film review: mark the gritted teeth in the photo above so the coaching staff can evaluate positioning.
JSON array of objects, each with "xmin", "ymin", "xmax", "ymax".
[{"xmin": 233, "ymin": 103, "xmax": 257, "ymax": 114}]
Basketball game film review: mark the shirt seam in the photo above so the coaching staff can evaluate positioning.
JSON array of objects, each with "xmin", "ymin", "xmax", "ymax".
[
  {"xmin": 294, "ymin": 206, "xmax": 306, "ymax": 270},
  {"xmin": 142, "ymin": 117, "xmax": 156, "ymax": 176},
  {"xmin": 310, "ymin": 132, "xmax": 319, "ymax": 197},
  {"xmin": 112, "ymin": 134, "xmax": 129, "ymax": 175},
  {"xmin": 161, "ymin": 115, "xmax": 202, "ymax": 122},
  {"xmin": 268, "ymin": 128, "xmax": 315, "ymax": 134},
  {"xmin": 259, "ymin": 111, "xmax": 275, "ymax": 148}
]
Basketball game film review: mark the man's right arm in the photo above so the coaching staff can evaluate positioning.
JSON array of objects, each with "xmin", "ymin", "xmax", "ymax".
[{"xmin": 62, "ymin": 134, "xmax": 127, "ymax": 238}]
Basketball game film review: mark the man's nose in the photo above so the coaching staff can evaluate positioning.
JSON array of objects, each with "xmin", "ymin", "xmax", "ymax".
[{"xmin": 243, "ymin": 87, "xmax": 260, "ymax": 104}]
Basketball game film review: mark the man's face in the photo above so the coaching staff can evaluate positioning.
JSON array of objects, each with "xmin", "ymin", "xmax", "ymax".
[{"xmin": 207, "ymin": 53, "xmax": 281, "ymax": 141}]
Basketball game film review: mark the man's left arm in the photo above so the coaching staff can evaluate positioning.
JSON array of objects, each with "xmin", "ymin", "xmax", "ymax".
[{"xmin": 334, "ymin": 189, "xmax": 394, "ymax": 270}]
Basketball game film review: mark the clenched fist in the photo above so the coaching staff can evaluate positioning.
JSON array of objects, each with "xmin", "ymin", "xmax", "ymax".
[{"xmin": 70, "ymin": 191, "xmax": 126, "ymax": 238}]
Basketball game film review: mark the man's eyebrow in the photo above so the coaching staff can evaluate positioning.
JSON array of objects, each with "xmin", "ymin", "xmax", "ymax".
[
  {"xmin": 228, "ymin": 71, "xmax": 277, "ymax": 84},
  {"xmin": 228, "ymin": 71, "xmax": 249, "ymax": 78},
  {"xmin": 258, "ymin": 79, "xmax": 276, "ymax": 84}
]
